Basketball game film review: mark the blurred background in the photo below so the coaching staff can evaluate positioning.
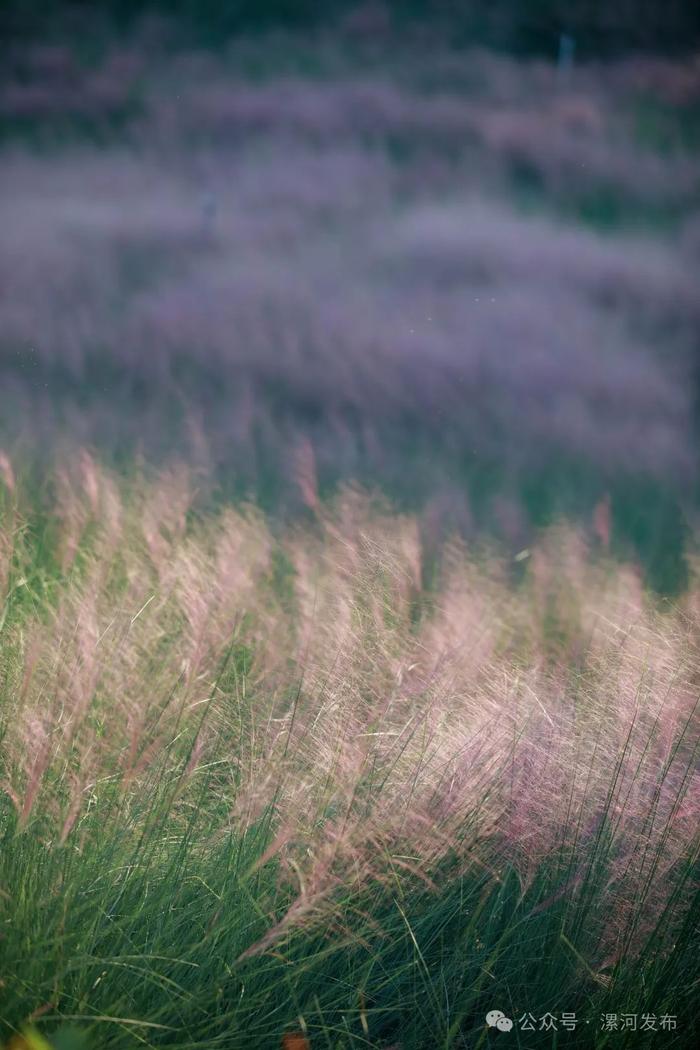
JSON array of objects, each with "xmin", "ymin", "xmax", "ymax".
[{"xmin": 1, "ymin": 0, "xmax": 699, "ymax": 592}]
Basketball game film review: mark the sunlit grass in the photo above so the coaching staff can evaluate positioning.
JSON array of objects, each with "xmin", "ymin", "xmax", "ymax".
[{"xmin": 0, "ymin": 457, "xmax": 698, "ymax": 1048}]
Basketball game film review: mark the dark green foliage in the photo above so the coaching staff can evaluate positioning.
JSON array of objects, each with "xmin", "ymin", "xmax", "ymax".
[{"xmin": 4, "ymin": 1, "xmax": 700, "ymax": 55}]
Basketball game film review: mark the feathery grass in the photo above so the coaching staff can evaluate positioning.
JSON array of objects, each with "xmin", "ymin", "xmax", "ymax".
[{"xmin": 0, "ymin": 457, "xmax": 698, "ymax": 1047}]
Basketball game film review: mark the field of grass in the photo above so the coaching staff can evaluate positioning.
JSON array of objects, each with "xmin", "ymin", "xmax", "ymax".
[
  {"xmin": 1, "ymin": 21, "xmax": 700, "ymax": 589},
  {"xmin": 1, "ymin": 12, "xmax": 700, "ymax": 1049},
  {"xmin": 0, "ymin": 457, "xmax": 698, "ymax": 1048}
]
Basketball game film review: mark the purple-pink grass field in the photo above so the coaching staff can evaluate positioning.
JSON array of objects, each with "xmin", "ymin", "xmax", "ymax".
[
  {"xmin": 1, "ymin": 21, "xmax": 699, "ymax": 573},
  {"xmin": 1, "ymin": 10, "xmax": 700, "ymax": 1048}
]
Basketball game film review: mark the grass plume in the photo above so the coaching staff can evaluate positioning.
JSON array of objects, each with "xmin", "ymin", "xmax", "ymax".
[{"xmin": 0, "ymin": 458, "xmax": 698, "ymax": 1047}]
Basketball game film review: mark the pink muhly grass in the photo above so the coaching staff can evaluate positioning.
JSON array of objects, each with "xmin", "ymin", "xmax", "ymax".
[
  {"xmin": 7, "ymin": 716, "xmax": 54, "ymax": 830},
  {"xmin": 1, "ymin": 460, "xmax": 698, "ymax": 959},
  {"xmin": 0, "ymin": 450, "xmax": 15, "ymax": 495}
]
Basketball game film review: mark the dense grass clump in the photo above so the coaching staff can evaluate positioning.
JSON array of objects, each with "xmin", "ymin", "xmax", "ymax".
[{"xmin": 0, "ymin": 457, "xmax": 698, "ymax": 1048}]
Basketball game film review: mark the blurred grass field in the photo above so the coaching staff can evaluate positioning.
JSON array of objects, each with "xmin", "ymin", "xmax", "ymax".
[
  {"xmin": 1, "ymin": 5, "xmax": 700, "ymax": 1048},
  {"xmin": 1, "ymin": 10, "xmax": 700, "ymax": 590}
]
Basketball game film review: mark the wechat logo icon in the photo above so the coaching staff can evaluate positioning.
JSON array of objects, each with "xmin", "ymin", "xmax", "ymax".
[{"xmin": 486, "ymin": 1009, "xmax": 513, "ymax": 1032}]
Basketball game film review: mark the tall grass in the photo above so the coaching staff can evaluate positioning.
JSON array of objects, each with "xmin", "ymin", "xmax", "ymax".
[
  {"xmin": 1, "ymin": 456, "xmax": 698, "ymax": 1047},
  {"xmin": 2, "ymin": 29, "xmax": 699, "ymax": 595}
]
